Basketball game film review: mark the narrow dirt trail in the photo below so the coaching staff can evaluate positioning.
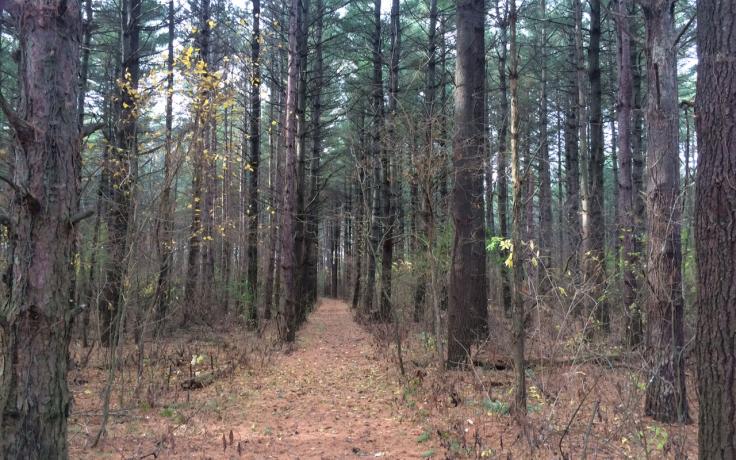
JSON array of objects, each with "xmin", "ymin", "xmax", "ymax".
[{"xmin": 225, "ymin": 298, "xmax": 430, "ymax": 459}]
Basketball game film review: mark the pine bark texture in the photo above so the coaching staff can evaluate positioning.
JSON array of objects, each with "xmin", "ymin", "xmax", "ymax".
[
  {"xmin": 695, "ymin": 0, "xmax": 736, "ymax": 454},
  {"xmin": 0, "ymin": 0, "xmax": 82, "ymax": 455},
  {"xmin": 247, "ymin": 0, "xmax": 262, "ymax": 327},
  {"xmin": 99, "ymin": 0, "xmax": 141, "ymax": 345},
  {"xmin": 640, "ymin": 0, "xmax": 689, "ymax": 423},
  {"xmin": 280, "ymin": 0, "xmax": 302, "ymax": 342},
  {"xmin": 614, "ymin": 0, "xmax": 642, "ymax": 347},
  {"xmin": 447, "ymin": 0, "xmax": 488, "ymax": 366}
]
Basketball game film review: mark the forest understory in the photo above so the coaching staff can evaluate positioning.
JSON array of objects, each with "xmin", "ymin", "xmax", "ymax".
[{"xmin": 67, "ymin": 298, "xmax": 697, "ymax": 459}]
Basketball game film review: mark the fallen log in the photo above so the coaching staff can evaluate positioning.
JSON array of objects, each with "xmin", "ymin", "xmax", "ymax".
[{"xmin": 180, "ymin": 364, "xmax": 235, "ymax": 390}]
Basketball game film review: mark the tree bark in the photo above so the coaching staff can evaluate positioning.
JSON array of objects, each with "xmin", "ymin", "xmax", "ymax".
[
  {"xmin": 640, "ymin": 0, "xmax": 689, "ymax": 423},
  {"xmin": 586, "ymin": 0, "xmax": 608, "ymax": 329},
  {"xmin": 155, "ymin": 0, "xmax": 176, "ymax": 331},
  {"xmin": 363, "ymin": 0, "xmax": 383, "ymax": 317},
  {"xmin": 303, "ymin": 0, "xmax": 324, "ymax": 313},
  {"xmin": 0, "ymin": 0, "xmax": 82, "ymax": 455},
  {"xmin": 184, "ymin": 0, "xmax": 213, "ymax": 325},
  {"xmin": 537, "ymin": 0, "xmax": 553, "ymax": 291},
  {"xmin": 508, "ymin": 0, "xmax": 526, "ymax": 413},
  {"xmin": 564, "ymin": 28, "xmax": 581, "ymax": 273},
  {"xmin": 379, "ymin": 0, "xmax": 399, "ymax": 323},
  {"xmin": 614, "ymin": 0, "xmax": 642, "ymax": 347},
  {"xmin": 280, "ymin": 0, "xmax": 302, "ymax": 342},
  {"xmin": 99, "ymin": 0, "xmax": 141, "ymax": 346},
  {"xmin": 447, "ymin": 0, "xmax": 488, "ymax": 367},
  {"xmin": 695, "ymin": 0, "xmax": 736, "ymax": 454},
  {"xmin": 495, "ymin": 0, "xmax": 512, "ymax": 318},
  {"xmin": 246, "ymin": 0, "xmax": 262, "ymax": 328}
]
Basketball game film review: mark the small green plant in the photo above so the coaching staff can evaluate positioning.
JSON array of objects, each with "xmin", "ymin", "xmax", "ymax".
[
  {"xmin": 159, "ymin": 406, "xmax": 175, "ymax": 418},
  {"xmin": 420, "ymin": 449, "xmax": 435, "ymax": 458},
  {"xmin": 639, "ymin": 425, "xmax": 669, "ymax": 451},
  {"xmin": 483, "ymin": 398, "xmax": 510, "ymax": 415},
  {"xmin": 418, "ymin": 331, "xmax": 437, "ymax": 352},
  {"xmin": 416, "ymin": 431, "xmax": 431, "ymax": 443},
  {"xmin": 486, "ymin": 236, "xmax": 513, "ymax": 267}
]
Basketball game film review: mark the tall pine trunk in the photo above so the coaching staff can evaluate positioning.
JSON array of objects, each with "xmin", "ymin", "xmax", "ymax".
[
  {"xmin": 695, "ymin": 0, "xmax": 736, "ymax": 453},
  {"xmin": 379, "ymin": 0, "xmax": 400, "ymax": 322},
  {"xmin": 640, "ymin": 0, "xmax": 689, "ymax": 423},
  {"xmin": 280, "ymin": 0, "xmax": 302, "ymax": 342},
  {"xmin": 586, "ymin": 0, "xmax": 608, "ymax": 329},
  {"xmin": 495, "ymin": 0, "xmax": 512, "ymax": 318},
  {"xmin": 447, "ymin": 0, "xmax": 488, "ymax": 366},
  {"xmin": 99, "ymin": 0, "xmax": 141, "ymax": 346},
  {"xmin": 0, "ymin": 0, "xmax": 82, "ymax": 454},
  {"xmin": 155, "ymin": 0, "xmax": 176, "ymax": 330},
  {"xmin": 508, "ymin": 0, "xmax": 526, "ymax": 413},
  {"xmin": 246, "ymin": 0, "xmax": 262, "ymax": 327},
  {"xmin": 536, "ymin": 0, "xmax": 553, "ymax": 291},
  {"xmin": 614, "ymin": 0, "xmax": 641, "ymax": 347}
]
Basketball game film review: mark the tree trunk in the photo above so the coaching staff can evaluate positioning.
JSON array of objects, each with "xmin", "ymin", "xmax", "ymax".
[
  {"xmin": 246, "ymin": 0, "xmax": 262, "ymax": 328},
  {"xmin": 564, "ymin": 29, "xmax": 581, "ymax": 273},
  {"xmin": 536, "ymin": 0, "xmax": 552, "ymax": 291},
  {"xmin": 155, "ymin": 0, "xmax": 176, "ymax": 331},
  {"xmin": 279, "ymin": 0, "xmax": 302, "ymax": 342},
  {"xmin": 495, "ymin": 0, "xmax": 512, "ymax": 318},
  {"xmin": 573, "ymin": 0, "xmax": 590, "ymax": 278},
  {"xmin": 640, "ymin": 0, "xmax": 689, "ymax": 423},
  {"xmin": 363, "ymin": 0, "xmax": 383, "ymax": 318},
  {"xmin": 351, "ymin": 111, "xmax": 367, "ymax": 311},
  {"xmin": 447, "ymin": 0, "xmax": 488, "ymax": 367},
  {"xmin": 263, "ymin": 44, "xmax": 286, "ymax": 321},
  {"xmin": 379, "ymin": 0, "xmax": 399, "ymax": 323},
  {"xmin": 0, "ymin": 0, "xmax": 81, "ymax": 455},
  {"xmin": 413, "ymin": 0, "xmax": 438, "ymax": 323},
  {"xmin": 293, "ymin": 0, "xmax": 310, "ymax": 325},
  {"xmin": 508, "ymin": 0, "xmax": 526, "ymax": 413},
  {"xmin": 303, "ymin": 0, "xmax": 325, "ymax": 312},
  {"xmin": 695, "ymin": 0, "xmax": 736, "ymax": 453},
  {"xmin": 614, "ymin": 0, "xmax": 641, "ymax": 347},
  {"xmin": 184, "ymin": 0, "xmax": 213, "ymax": 325},
  {"xmin": 99, "ymin": 0, "xmax": 141, "ymax": 346},
  {"xmin": 586, "ymin": 0, "xmax": 608, "ymax": 330},
  {"xmin": 76, "ymin": 0, "xmax": 94, "ymax": 345}
]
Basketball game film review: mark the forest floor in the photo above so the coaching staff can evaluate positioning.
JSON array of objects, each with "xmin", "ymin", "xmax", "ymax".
[
  {"xmin": 68, "ymin": 297, "xmax": 700, "ymax": 459},
  {"xmin": 69, "ymin": 298, "xmax": 434, "ymax": 459}
]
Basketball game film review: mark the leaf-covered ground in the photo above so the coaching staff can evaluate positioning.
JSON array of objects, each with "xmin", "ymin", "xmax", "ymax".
[{"xmin": 70, "ymin": 299, "xmax": 434, "ymax": 459}]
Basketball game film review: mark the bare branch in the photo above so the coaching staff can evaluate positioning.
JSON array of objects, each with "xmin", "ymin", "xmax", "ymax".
[
  {"xmin": 69, "ymin": 209, "xmax": 94, "ymax": 226},
  {"xmin": 675, "ymin": 13, "xmax": 696, "ymax": 46},
  {"xmin": 0, "ymin": 90, "xmax": 33, "ymax": 140},
  {"xmin": 81, "ymin": 122, "xmax": 105, "ymax": 138}
]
